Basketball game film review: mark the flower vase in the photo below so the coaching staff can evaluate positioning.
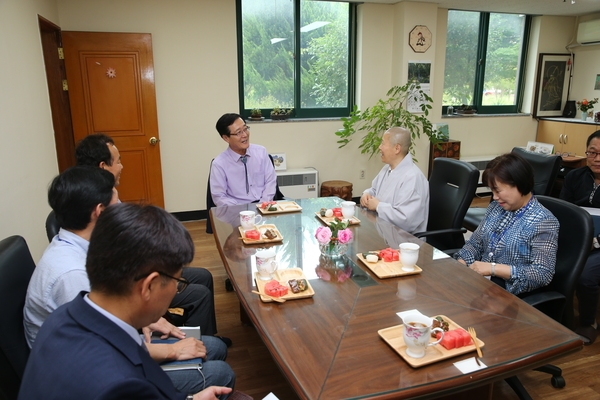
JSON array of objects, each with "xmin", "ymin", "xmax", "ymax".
[
  {"xmin": 319, "ymin": 242, "xmax": 348, "ymax": 258},
  {"xmin": 582, "ymin": 111, "xmax": 588, "ymax": 121}
]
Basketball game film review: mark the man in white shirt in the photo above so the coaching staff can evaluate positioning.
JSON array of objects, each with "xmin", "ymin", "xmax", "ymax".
[
  {"xmin": 360, "ymin": 127, "xmax": 429, "ymax": 233},
  {"xmin": 19, "ymin": 203, "xmax": 233, "ymax": 399},
  {"xmin": 23, "ymin": 166, "xmax": 234, "ymax": 395}
]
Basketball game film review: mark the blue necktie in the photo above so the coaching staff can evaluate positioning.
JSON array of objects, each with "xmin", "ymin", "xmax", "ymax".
[{"xmin": 240, "ymin": 155, "xmax": 249, "ymax": 194}]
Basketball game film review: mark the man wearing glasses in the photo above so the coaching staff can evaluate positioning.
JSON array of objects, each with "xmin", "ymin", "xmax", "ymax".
[
  {"xmin": 560, "ymin": 130, "xmax": 600, "ymax": 345},
  {"xmin": 23, "ymin": 167, "xmax": 234, "ymax": 395},
  {"xmin": 20, "ymin": 203, "xmax": 234, "ymax": 399},
  {"xmin": 210, "ymin": 113, "xmax": 277, "ymax": 206}
]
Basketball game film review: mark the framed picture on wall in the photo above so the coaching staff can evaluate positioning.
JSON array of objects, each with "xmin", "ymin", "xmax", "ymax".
[{"xmin": 533, "ymin": 53, "xmax": 572, "ymax": 117}]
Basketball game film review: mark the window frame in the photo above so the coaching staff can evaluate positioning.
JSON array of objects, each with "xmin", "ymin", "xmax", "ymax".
[
  {"xmin": 235, "ymin": 0, "xmax": 357, "ymax": 119},
  {"xmin": 443, "ymin": 11, "xmax": 532, "ymax": 115}
]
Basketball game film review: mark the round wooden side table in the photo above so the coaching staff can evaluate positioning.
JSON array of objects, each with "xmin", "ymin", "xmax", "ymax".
[{"xmin": 320, "ymin": 180, "xmax": 353, "ymax": 201}]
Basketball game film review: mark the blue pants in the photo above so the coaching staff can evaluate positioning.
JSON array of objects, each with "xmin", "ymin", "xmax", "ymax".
[{"xmin": 156, "ymin": 336, "xmax": 234, "ymax": 398}]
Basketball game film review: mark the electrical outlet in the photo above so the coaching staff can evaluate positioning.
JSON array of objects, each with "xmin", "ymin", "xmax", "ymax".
[{"xmin": 360, "ymin": 169, "xmax": 365, "ymax": 179}]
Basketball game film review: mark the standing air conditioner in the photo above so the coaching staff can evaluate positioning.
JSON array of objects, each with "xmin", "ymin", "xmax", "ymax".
[{"xmin": 276, "ymin": 168, "xmax": 319, "ymax": 199}]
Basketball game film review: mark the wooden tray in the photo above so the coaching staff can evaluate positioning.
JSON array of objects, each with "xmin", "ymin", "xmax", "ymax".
[
  {"xmin": 256, "ymin": 201, "xmax": 302, "ymax": 214},
  {"xmin": 357, "ymin": 253, "xmax": 422, "ymax": 278},
  {"xmin": 315, "ymin": 213, "xmax": 360, "ymax": 226},
  {"xmin": 378, "ymin": 315, "xmax": 485, "ymax": 368},
  {"xmin": 254, "ymin": 268, "xmax": 315, "ymax": 302},
  {"xmin": 238, "ymin": 224, "xmax": 283, "ymax": 245}
]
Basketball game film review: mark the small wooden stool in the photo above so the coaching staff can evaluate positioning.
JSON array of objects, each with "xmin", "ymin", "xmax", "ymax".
[{"xmin": 320, "ymin": 180, "xmax": 353, "ymax": 201}]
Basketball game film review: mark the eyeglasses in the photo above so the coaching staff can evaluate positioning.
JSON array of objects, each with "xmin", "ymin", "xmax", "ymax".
[
  {"xmin": 134, "ymin": 271, "xmax": 189, "ymax": 293},
  {"xmin": 585, "ymin": 151, "xmax": 600, "ymax": 159},
  {"xmin": 229, "ymin": 125, "xmax": 250, "ymax": 137}
]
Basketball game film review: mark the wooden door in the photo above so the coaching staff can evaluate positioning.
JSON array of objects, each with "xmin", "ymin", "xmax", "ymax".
[{"xmin": 62, "ymin": 32, "xmax": 164, "ymax": 207}]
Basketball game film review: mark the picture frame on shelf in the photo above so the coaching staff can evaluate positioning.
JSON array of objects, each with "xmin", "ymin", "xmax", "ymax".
[{"xmin": 533, "ymin": 53, "xmax": 572, "ymax": 118}]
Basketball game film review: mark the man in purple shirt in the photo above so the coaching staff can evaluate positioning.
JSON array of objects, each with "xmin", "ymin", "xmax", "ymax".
[{"xmin": 210, "ymin": 113, "xmax": 277, "ymax": 206}]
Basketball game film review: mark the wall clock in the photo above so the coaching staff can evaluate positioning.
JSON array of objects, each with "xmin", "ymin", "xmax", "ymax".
[{"xmin": 409, "ymin": 25, "xmax": 432, "ymax": 53}]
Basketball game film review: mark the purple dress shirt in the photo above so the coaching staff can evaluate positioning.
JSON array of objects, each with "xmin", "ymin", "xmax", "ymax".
[{"xmin": 210, "ymin": 143, "xmax": 277, "ymax": 206}]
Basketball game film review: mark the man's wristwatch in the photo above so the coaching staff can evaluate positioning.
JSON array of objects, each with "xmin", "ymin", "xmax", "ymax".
[
  {"xmin": 594, "ymin": 236, "xmax": 600, "ymax": 249},
  {"xmin": 490, "ymin": 262, "xmax": 496, "ymax": 277}
]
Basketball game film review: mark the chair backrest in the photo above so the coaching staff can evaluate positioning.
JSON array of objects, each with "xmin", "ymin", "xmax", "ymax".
[
  {"xmin": 511, "ymin": 147, "xmax": 561, "ymax": 196},
  {"xmin": 535, "ymin": 196, "xmax": 593, "ymax": 328},
  {"xmin": 0, "ymin": 236, "xmax": 35, "ymax": 399},
  {"xmin": 45, "ymin": 210, "xmax": 59, "ymax": 243},
  {"xmin": 268, "ymin": 154, "xmax": 285, "ymax": 201},
  {"xmin": 426, "ymin": 158, "xmax": 480, "ymax": 249},
  {"xmin": 206, "ymin": 159, "xmax": 216, "ymax": 234}
]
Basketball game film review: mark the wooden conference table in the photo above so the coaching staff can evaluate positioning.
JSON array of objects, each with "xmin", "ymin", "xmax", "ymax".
[{"xmin": 210, "ymin": 197, "xmax": 582, "ymax": 399}]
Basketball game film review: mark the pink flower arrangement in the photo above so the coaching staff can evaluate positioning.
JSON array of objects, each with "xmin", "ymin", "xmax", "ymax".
[{"xmin": 315, "ymin": 218, "xmax": 353, "ymax": 245}]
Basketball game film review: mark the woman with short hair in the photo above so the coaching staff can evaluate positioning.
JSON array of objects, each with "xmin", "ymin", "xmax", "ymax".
[{"xmin": 455, "ymin": 153, "xmax": 559, "ymax": 296}]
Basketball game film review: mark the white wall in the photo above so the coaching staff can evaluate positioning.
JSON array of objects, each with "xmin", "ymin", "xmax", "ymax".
[
  {"xmin": 2, "ymin": 0, "xmax": 599, "ymax": 258},
  {"xmin": 570, "ymin": 13, "xmax": 600, "ymax": 107},
  {"xmin": 0, "ymin": 0, "xmax": 60, "ymax": 260}
]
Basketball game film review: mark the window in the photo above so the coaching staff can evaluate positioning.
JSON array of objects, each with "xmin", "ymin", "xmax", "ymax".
[
  {"xmin": 443, "ymin": 11, "xmax": 531, "ymax": 114},
  {"xmin": 237, "ymin": 0, "xmax": 355, "ymax": 118}
]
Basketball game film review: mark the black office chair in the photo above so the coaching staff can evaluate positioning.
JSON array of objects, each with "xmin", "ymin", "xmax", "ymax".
[
  {"xmin": 414, "ymin": 158, "xmax": 479, "ymax": 252},
  {"xmin": 0, "ymin": 236, "xmax": 36, "ymax": 400},
  {"xmin": 206, "ymin": 155, "xmax": 284, "ymax": 234},
  {"xmin": 505, "ymin": 195, "xmax": 593, "ymax": 399},
  {"xmin": 463, "ymin": 147, "xmax": 562, "ymax": 232},
  {"xmin": 45, "ymin": 210, "xmax": 59, "ymax": 242}
]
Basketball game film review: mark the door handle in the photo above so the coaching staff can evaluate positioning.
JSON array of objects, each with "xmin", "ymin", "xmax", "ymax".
[
  {"xmin": 563, "ymin": 134, "xmax": 568, "ymax": 144},
  {"xmin": 149, "ymin": 137, "xmax": 160, "ymax": 145}
]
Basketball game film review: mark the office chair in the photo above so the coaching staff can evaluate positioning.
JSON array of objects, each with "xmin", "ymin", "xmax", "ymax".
[
  {"xmin": 414, "ymin": 158, "xmax": 479, "ymax": 252},
  {"xmin": 45, "ymin": 210, "xmax": 60, "ymax": 242},
  {"xmin": 206, "ymin": 155, "xmax": 284, "ymax": 234},
  {"xmin": 463, "ymin": 147, "xmax": 562, "ymax": 232},
  {"xmin": 0, "ymin": 236, "xmax": 36, "ymax": 400},
  {"xmin": 505, "ymin": 195, "xmax": 593, "ymax": 399}
]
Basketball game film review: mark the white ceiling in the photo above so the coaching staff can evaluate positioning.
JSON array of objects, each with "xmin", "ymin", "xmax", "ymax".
[{"xmin": 357, "ymin": 0, "xmax": 600, "ymax": 17}]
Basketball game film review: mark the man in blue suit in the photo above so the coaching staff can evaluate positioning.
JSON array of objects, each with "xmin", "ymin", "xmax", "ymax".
[{"xmin": 18, "ymin": 203, "xmax": 233, "ymax": 400}]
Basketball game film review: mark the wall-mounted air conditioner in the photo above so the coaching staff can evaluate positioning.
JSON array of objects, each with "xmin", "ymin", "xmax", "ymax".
[
  {"xmin": 276, "ymin": 168, "xmax": 319, "ymax": 199},
  {"xmin": 577, "ymin": 19, "xmax": 600, "ymax": 46}
]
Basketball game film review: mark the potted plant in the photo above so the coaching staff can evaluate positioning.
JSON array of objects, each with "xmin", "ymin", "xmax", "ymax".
[
  {"xmin": 335, "ymin": 82, "xmax": 441, "ymax": 158},
  {"xmin": 249, "ymin": 108, "xmax": 264, "ymax": 121},
  {"xmin": 455, "ymin": 104, "xmax": 476, "ymax": 115},
  {"xmin": 270, "ymin": 107, "xmax": 293, "ymax": 120}
]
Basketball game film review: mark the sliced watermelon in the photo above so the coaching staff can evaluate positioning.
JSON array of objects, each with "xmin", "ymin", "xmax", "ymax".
[
  {"xmin": 438, "ymin": 330, "xmax": 456, "ymax": 350},
  {"xmin": 437, "ymin": 328, "xmax": 473, "ymax": 350},
  {"xmin": 245, "ymin": 229, "xmax": 260, "ymax": 240},
  {"xmin": 264, "ymin": 280, "xmax": 289, "ymax": 297},
  {"xmin": 454, "ymin": 328, "xmax": 473, "ymax": 347}
]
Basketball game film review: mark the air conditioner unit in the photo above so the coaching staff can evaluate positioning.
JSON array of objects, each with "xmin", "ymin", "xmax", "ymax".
[
  {"xmin": 276, "ymin": 168, "xmax": 319, "ymax": 199},
  {"xmin": 577, "ymin": 19, "xmax": 600, "ymax": 46}
]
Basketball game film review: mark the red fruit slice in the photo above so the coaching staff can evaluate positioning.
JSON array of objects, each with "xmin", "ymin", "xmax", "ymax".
[
  {"xmin": 245, "ymin": 229, "xmax": 260, "ymax": 240},
  {"xmin": 264, "ymin": 280, "xmax": 289, "ymax": 297}
]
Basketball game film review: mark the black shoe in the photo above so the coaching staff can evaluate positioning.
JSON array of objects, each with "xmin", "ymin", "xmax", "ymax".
[{"xmin": 215, "ymin": 335, "xmax": 232, "ymax": 348}]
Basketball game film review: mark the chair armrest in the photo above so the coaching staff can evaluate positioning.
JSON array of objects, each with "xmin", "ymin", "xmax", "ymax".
[
  {"xmin": 414, "ymin": 227, "xmax": 467, "ymax": 239},
  {"xmin": 521, "ymin": 291, "xmax": 565, "ymax": 309}
]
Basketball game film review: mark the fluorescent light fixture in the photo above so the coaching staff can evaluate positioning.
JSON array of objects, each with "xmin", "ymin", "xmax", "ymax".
[
  {"xmin": 270, "ymin": 38, "xmax": 287, "ymax": 44},
  {"xmin": 300, "ymin": 21, "xmax": 330, "ymax": 33}
]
